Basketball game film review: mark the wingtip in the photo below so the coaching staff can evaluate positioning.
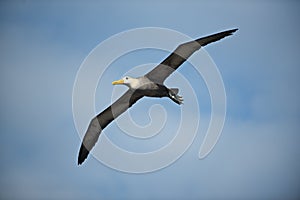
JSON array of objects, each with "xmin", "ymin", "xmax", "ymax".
[
  {"xmin": 229, "ymin": 28, "xmax": 238, "ymax": 34},
  {"xmin": 77, "ymin": 156, "xmax": 85, "ymax": 165},
  {"xmin": 77, "ymin": 158, "xmax": 85, "ymax": 165},
  {"xmin": 77, "ymin": 144, "xmax": 90, "ymax": 166}
]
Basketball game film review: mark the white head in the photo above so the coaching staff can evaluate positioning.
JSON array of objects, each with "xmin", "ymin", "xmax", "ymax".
[{"xmin": 112, "ymin": 76, "xmax": 139, "ymax": 89}]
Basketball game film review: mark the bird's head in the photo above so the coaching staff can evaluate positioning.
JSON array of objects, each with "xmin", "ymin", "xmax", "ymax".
[{"xmin": 112, "ymin": 76, "xmax": 139, "ymax": 89}]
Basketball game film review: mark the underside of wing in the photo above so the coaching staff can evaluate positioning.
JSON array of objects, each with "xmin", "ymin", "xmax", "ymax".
[
  {"xmin": 145, "ymin": 29, "xmax": 238, "ymax": 84},
  {"xmin": 78, "ymin": 89, "xmax": 144, "ymax": 165}
]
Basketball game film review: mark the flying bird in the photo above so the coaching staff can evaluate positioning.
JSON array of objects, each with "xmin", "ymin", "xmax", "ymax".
[{"xmin": 78, "ymin": 28, "xmax": 238, "ymax": 165}]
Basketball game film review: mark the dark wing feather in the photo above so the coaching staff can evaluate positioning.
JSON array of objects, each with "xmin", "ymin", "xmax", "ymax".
[
  {"xmin": 78, "ymin": 89, "xmax": 144, "ymax": 165},
  {"xmin": 145, "ymin": 29, "xmax": 238, "ymax": 84}
]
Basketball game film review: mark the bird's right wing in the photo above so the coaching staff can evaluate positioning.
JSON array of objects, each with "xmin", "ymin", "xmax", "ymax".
[
  {"xmin": 145, "ymin": 29, "xmax": 238, "ymax": 84},
  {"xmin": 78, "ymin": 89, "xmax": 144, "ymax": 165}
]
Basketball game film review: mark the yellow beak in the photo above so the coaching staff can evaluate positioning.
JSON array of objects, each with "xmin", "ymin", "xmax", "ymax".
[{"xmin": 112, "ymin": 79, "xmax": 124, "ymax": 85}]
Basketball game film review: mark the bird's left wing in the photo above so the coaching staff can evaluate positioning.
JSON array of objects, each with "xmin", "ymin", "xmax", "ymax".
[
  {"xmin": 145, "ymin": 29, "xmax": 238, "ymax": 84},
  {"xmin": 78, "ymin": 89, "xmax": 144, "ymax": 165}
]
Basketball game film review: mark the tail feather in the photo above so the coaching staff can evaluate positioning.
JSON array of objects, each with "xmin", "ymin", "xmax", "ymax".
[
  {"xmin": 170, "ymin": 88, "xmax": 179, "ymax": 95},
  {"xmin": 168, "ymin": 88, "xmax": 183, "ymax": 105}
]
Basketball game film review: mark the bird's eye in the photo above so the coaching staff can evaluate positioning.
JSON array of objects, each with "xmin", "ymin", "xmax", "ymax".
[{"xmin": 125, "ymin": 77, "xmax": 128, "ymax": 80}]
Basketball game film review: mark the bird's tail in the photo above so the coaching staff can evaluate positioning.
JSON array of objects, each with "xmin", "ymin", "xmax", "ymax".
[
  {"xmin": 170, "ymin": 88, "xmax": 179, "ymax": 95},
  {"xmin": 168, "ymin": 88, "xmax": 183, "ymax": 105}
]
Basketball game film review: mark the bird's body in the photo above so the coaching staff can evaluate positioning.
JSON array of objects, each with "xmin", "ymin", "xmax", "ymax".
[
  {"xmin": 123, "ymin": 76, "xmax": 182, "ymax": 103},
  {"xmin": 77, "ymin": 28, "xmax": 238, "ymax": 165}
]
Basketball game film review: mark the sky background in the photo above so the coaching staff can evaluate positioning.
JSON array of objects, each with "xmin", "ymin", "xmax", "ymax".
[{"xmin": 0, "ymin": 0, "xmax": 300, "ymax": 199}]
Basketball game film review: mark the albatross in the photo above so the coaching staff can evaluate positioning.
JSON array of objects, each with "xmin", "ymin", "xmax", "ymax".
[{"xmin": 77, "ymin": 28, "xmax": 238, "ymax": 165}]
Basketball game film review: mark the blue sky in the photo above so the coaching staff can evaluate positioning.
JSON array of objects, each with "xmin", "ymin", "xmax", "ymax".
[{"xmin": 0, "ymin": 0, "xmax": 300, "ymax": 199}]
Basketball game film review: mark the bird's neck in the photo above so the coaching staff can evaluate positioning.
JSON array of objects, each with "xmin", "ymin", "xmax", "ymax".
[{"xmin": 128, "ymin": 78, "xmax": 141, "ymax": 89}]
